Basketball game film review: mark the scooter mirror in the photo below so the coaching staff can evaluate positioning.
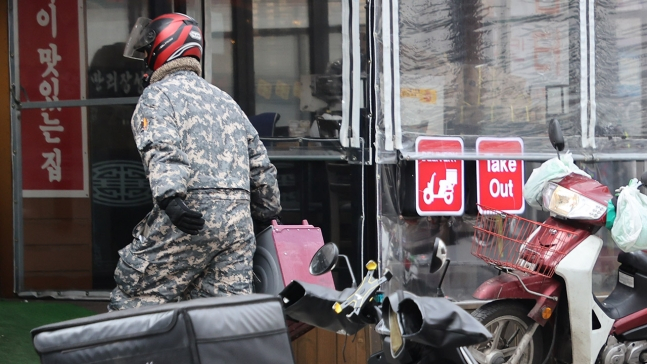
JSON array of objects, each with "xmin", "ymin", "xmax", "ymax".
[
  {"xmin": 548, "ymin": 118, "xmax": 565, "ymax": 152},
  {"xmin": 429, "ymin": 237, "xmax": 448, "ymax": 274},
  {"xmin": 641, "ymin": 171, "xmax": 647, "ymax": 187},
  {"xmin": 309, "ymin": 242, "xmax": 339, "ymax": 276}
]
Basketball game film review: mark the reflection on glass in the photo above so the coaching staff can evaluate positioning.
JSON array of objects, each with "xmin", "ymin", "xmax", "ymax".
[
  {"xmin": 86, "ymin": 0, "xmax": 149, "ymax": 99},
  {"xmin": 251, "ymin": 0, "xmax": 309, "ymax": 127},
  {"xmin": 254, "ymin": 34, "xmax": 310, "ymax": 130},
  {"xmin": 86, "ymin": 1, "xmax": 152, "ymax": 289},
  {"xmin": 328, "ymin": 0, "xmax": 342, "ymax": 27},
  {"xmin": 595, "ymin": 1, "xmax": 647, "ymax": 144},
  {"xmin": 396, "ymin": 0, "xmax": 580, "ymax": 142},
  {"xmin": 85, "ymin": 0, "xmax": 202, "ymax": 289},
  {"xmin": 253, "ymin": 0, "xmax": 309, "ymax": 29},
  {"xmin": 250, "ymin": 0, "xmax": 359, "ymax": 141},
  {"xmin": 209, "ymin": 0, "xmax": 234, "ymax": 94},
  {"xmin": 184, "ymin": 0, "xmax": 203, "ymax": 25}
]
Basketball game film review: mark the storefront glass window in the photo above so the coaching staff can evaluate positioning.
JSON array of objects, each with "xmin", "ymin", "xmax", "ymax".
[
  {"xmin": 208, "ymin": 0, "xmax": 234, "ymax": 95},
  {"xmin": 14, "ymin": 0, "xmax": 203, "ymax": 293},
  {"xmin": 86, "ymin": 1, "xmax": 150, "ymax": 289},
  {"xmin": 253, "ymin": 27, "xmax": 310, "ymax": 128},
  {"xmin": 13, "ymin": 0, "xmax": 356, "ymax": 294}
]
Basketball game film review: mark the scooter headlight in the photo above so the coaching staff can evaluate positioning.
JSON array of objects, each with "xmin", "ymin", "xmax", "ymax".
[{"xmin": 542, "ymin": 182, "xmax": 606, "ymax": 220}]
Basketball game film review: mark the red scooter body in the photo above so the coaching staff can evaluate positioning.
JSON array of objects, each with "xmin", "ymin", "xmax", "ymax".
[
  {"xmin": 473, "ymin": 272, "xmax": 561, "ymax": 326},
  {"xmin": 471, "ymin": 168, "xmax": 647, "ymax": 364},
  {"xmin": 469, "ymin": 118, "xmax": 647, "ymax": 364},
  {"xmin": 473, "ymin": 173, "xmax": 610, "ymax": 325}
]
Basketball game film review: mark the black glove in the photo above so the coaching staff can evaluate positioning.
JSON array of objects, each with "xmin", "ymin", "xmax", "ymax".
[
  {"xmin": 253, "ymin": 215, "xmax": 281, "ymax": 235},
  {"xmin": 271, "ymin": 215, "xmax": 282, "ymax": 225},
  {"xmin": 160, "ymin": 196, "xmax": 205, "ymax": 235}
]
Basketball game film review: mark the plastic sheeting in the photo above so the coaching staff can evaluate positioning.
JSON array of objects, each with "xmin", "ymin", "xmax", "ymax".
[
  {"xmin": 377, "ymin": 159, "xmax": 646, "ymax": 301},
  {"xmin": 372, "ymin": 0, "xmax": 647, "ymax": 301},
  {"xmin": 375, "ymin": 0, "xmax": 647, "ymax": 160},
  {"xmin": 594, "ymin": 0, "xmax": 647, "ymax": 152},
  {"xmin": 377, "ymin": 0, "xmax": 583, "ymax": 158}
]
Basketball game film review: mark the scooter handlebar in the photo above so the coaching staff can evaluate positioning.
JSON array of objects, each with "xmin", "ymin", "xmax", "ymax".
[
  {"xmin": 333, "ymin": 265, "xmax": 392, "ymax": 318},
  {"xmin": 279, "ymin": 265, "xmax": 392, "ymax": 335},
  {"xmin": 279, "ymin": 280, "xmax": 368, "ymax": 335}
]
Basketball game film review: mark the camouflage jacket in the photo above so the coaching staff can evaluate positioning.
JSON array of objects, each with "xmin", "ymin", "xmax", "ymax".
[{"xmin": 131, "ymin": 58, "xmax": 281, "ymax": 220}]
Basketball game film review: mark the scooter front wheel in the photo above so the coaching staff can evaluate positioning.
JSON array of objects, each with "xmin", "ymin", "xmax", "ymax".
[{"xmin": 469, "ymin": 300, "xmax": 544, "ymax": 364}]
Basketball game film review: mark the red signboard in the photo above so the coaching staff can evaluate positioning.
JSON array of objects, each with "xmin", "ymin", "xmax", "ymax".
[
  {"xmin": 415, "ymin": 137, "xmax": 464, "ymax": 216},
  {"xmin": 18, "ymin": 0, "xmax": 88, "ymax": 197},
  {"xmin": 476, "ymin": 137, "xmax": 525, "ymax": 214}
]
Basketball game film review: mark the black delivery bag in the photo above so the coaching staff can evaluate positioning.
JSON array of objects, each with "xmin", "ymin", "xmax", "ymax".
[{"xmin": 31, "ymin": 294, "xmax": 295, "ymax": 364}]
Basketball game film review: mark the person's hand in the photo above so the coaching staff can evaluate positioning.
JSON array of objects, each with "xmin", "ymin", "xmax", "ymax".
[
  {"xmin": 162, "ymin": 197, "xmax": 205, "ymax": 235},
  {"xmin": 253, "ymin": 215, "xmax": 282, "ymax": 235}
]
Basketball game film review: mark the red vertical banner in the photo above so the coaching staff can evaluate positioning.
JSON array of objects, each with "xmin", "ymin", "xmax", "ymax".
[{"xmin": 18, "ymin": 0, "xmax": 88, "ymax": 197}]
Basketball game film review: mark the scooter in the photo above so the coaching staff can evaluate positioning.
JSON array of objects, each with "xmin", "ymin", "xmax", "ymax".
[
  {"xmin": 282, "ymin": 237, "xmax": 491, "ymax": 364},
  {"xmin": 468, "ymin": 119, "xmax": 647, "ymax": 364},
  {"xmin": 423, "ymin": 170, "xmax": 458, "ymax": 205}
]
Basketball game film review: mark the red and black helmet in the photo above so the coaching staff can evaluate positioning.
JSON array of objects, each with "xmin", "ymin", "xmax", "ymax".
[{"xmin": 124, "ymin": 13, "xmax": 203, "ymax": 71}]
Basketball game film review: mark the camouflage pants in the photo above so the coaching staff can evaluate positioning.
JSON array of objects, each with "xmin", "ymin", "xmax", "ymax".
[{"xmin": 109, "ymin": 190, "xmax": 255, "ymax": 311}]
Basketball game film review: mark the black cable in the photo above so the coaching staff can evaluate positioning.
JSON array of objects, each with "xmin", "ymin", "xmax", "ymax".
[
  {"xmin": 541, "ymin": 308, "xmax": 559, "ymax": 364},
  {"xmin": 342, "ymin": 332, "xmax": 359, "ymax": 363}
]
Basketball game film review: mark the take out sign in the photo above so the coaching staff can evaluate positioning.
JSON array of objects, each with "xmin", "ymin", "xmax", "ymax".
[
  {"xmin": 414, "ymin": 136, "xmax": 525, "ymax": 216},
  {"xmin": 476, "ymin": 137, "xmax": 525, "ymax": 214}
]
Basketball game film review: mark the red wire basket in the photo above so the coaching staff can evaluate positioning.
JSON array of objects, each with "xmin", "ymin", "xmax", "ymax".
[{"xmin": 471, "ymin": 205, "xmax": 579, "ymax": 278}]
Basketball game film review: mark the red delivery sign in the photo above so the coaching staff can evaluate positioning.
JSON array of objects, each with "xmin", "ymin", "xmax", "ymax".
[
  {"xmin": 415, "ymin": 137, "xmax": 464, "ymax": 216},
  {"xmin": 476, "ymin": 137, "xmax": 525, "ymax": 214},
  {"xmin": 18, "ymin": 0, "xmax": 88, "ymax": 197}
]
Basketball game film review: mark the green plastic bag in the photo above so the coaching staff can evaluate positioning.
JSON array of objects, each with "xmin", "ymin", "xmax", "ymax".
[
  {"xmin": 611, "ymin": 179, "xmax": 647, "ymax": 252},
  {"xmin": 523, "ymin": 152, "xmax": 590, "ymax": 210},
  {"xmin": 606, "ymin": 200, "xmax": 616, "ymax": 230}
]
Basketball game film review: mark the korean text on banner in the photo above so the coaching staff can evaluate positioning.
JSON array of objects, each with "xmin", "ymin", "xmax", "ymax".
[{"xmin": 18, "ymin": 0, "xmax": 88, "ymax": 197}]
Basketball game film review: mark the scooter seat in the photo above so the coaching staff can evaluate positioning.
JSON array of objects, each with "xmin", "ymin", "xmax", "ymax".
[{"xmin": 618, "ymin": 250, "xmax": 647, "ymax": 275}]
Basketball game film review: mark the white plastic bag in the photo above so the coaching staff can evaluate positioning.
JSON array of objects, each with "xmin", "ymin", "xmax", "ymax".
[
  {"xmin": 523, "ymin": 152, "xmax": 590, "ymax": 210},
  {"xmin": 611, "ymin": 179, "xmax": 647, "ymax": 252}
]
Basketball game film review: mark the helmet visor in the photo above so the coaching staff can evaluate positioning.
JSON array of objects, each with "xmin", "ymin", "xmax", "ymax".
[{"xmin": 124, "ymin": 17, "xmax": 152, "ymax": 60}]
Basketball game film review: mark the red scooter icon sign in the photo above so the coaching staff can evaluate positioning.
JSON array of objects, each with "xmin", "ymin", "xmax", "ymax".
[
  {"xmin": 423, "ymin": 170, "xmax": 458, "ymax": 205},
  {"xmin": 415, "ymin": 136, "xmax": 464, "ymax": 216}
]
